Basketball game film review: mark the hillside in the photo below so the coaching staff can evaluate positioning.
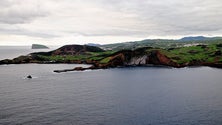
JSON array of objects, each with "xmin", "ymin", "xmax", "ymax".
[
  {"xmin": 31, "ymin": 44, "xmax": 105, "ymax": 56},
  {"xmin": 1, "ymin": 43, "xmax": 222, "ymax": 72},
  {"xmin": 94, "ymin": 44, "xmax": 222, "ymax": 68},
  {"xmin": 179, "ymin": 36, "xmax": 222, "ymax": 41},
  {"xmin": 99, "ymin": 36, "xmax": 222, "ymax": 51},
  {"xmin": 179, "ymin": 36, "xmax": 208, "ymax": 41},
  {"xmin": 50, "ymin": 44, "xmax": 104, "ymax": 55}
]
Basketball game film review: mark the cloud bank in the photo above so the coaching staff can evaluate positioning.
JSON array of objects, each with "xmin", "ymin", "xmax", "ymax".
[{"xmin": 0, "ymin": 0, "xmax": 222, "ymax": 45}]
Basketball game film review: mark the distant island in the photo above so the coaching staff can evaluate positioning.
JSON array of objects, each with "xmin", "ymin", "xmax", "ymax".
[
  {"xmin": 1, "ymin": 36, "xmax": 222, "ymax": 72},
  {"xmin": 32, "ymin": 44, "xmax": 49, "ymax": 49}
]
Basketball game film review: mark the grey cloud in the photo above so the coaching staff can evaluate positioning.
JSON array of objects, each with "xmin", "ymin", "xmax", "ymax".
[
  {"xmin": 0, "ymin": 0, "xmax": 49, "ymax": 24},
  {"xmin": 93, "ymin": 0, "xmax": 222, "ymax": 36},
  {"xmin": 1, "ymin": 0, "xmax": 222, "ymax": 40},
  {"xmin": 0, "ymin": 0, "xmax": 11, "ymax": 7},
  {"xmin": 76, "ymin": 29, "xmax": 148, "ymax": 37},
  {"xmin": 0, "ymin": 27, "xmax": 59, "ymax": 38},
  {"xmin": 0, "ymin": 10, "xmax": 48, "ymax": 24}
]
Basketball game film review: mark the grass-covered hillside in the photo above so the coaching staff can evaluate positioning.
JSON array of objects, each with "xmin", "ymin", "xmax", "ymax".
[
  {"xmin": 162, "ymin": 44, "xmax": 222, "ymax": 64},
  {"xmin": 99, "ymin": 37, "xmax": 222, "ymax": 51},
  {"xmin": 1, "ymin": 43, "xmax": 222, "ymax": 69},
  {"xmin": 37, "ymin": 51, "xmax": 115, "ymax": 62}
]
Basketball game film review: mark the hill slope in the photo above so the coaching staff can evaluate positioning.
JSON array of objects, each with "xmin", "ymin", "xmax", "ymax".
[
  {"xmin": 1, "ymin": 44, "xmax": 222, "ymax": 71},
  {"xmin": 100, "ymin": 36, "xmax": 222, "ymax": 51},
  {"xmin": 50, "ymin": 45, "xmax": 104, "ymax": 55}
]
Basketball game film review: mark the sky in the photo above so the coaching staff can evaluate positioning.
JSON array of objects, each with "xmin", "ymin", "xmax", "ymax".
[{"xmin": 0, "ymin": 0, "xmax": 222, "ymax": 46}]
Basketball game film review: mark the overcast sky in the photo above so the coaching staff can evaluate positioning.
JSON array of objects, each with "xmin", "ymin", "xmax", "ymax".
[{"xmin": 0, "ymin": 0, "xmax": 222, "ymax": 45}]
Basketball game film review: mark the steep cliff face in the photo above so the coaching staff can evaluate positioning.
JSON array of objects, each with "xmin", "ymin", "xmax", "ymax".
[
  {"xmin": 126, "ymin": 55, "xmax": 148, "ymax": 65},
  {"xmin": 147, "ymin": 50, "xmax": 180, "ymax": 67},
  {"xmin": 101, "ymin": 49, "xmax": 179, "ymax": 68}
]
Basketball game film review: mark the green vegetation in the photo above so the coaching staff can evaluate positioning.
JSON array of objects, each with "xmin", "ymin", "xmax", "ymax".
[
  {"xmin": 100, "ymin": 57, "xmax": 111, "ymax": 64},
  {"xmin": 162, "ymin": 44, "xmax": 222, "ymax": 64},
  {"xmin": 34, "ymin": 43, "xmax": 222, "ymax": 66},
  {"xmin": 38, "ymin": 55, "xmax": 86, "ymax": 61},
  {"xmin": 100, "ymin": 38, "xmax": 222, "ymax": 51},
  {"xmin": 2, "ymin": 40, "xmax": 222, "ymax": 69},
  {"xmin": 36, "ymin": 51, "xmax": 115, "ymax": 62}
]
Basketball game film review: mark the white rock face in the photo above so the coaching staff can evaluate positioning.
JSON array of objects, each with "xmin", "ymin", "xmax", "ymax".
[{"xmin": 125, "ymin": 55, "xmax": 148, "ymax": 65}]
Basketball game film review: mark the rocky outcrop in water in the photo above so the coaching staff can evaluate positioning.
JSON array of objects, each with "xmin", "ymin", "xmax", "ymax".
[{"xmin": 32, "ymin": 44, "xmax": 49, "ymax": 49}]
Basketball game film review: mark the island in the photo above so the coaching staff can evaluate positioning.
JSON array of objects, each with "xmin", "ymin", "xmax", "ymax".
[
  {"xmin": 32, "ymin": 44, "xmax": 49, "ymax": 49},
  {"xmin": 1, "ymin": 41, "xmax": 222, "ymax": 72}
]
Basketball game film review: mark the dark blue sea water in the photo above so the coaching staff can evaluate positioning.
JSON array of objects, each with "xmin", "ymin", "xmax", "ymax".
[{"xmin": 1, "ymin": 47, "xmax": 222, "ymax": 125}]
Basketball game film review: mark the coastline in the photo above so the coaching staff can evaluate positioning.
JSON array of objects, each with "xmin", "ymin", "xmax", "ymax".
[{"xmin": 1, "ymin": 44, "xmax": 222, "ymax": 72}]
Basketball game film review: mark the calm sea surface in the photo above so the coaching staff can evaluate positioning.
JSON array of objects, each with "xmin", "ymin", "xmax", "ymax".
[
  {"xmin": 0, "ymin": 46, "xmax": 58, "ymax": 60},
  {"xmin": 1, "ymin": 46, "xmax": 222, "ymax": 125}
]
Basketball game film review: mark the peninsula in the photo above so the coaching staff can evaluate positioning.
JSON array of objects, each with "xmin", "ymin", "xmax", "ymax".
[{"xmin": 1, "ymin": 38, "xmax": 222, "ymax": 72}]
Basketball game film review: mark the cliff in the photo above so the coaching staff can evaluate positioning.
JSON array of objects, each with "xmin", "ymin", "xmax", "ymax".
[
  {"xmin": 93, "ymin": 48, "xmax": 180, "ymax": 69},
  {"xmin": 1, "ymin": 44, "xmax": 222, "ymax": 72}
]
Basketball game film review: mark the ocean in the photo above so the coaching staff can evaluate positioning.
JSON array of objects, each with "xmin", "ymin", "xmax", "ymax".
[
  {"xmin": 0, "ymin": 46, "xmax": 59, "ymax": 60},
  {"xmin": 1, "ymin": 46, "xmax": 222, "ymax": 125}
]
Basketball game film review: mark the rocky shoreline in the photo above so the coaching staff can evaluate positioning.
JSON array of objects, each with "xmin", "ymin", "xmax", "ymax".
[{"xmin": 1, "ymin": 44, "xmax": 222, "ymax": 72}]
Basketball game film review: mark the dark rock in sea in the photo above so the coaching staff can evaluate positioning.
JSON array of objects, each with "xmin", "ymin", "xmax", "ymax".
[
  {"xmin": 54, "ymin": 67, "xmax": 87, "ymax": 73},
  {"xmin": 73, "ymin": 67, "xmax": 85, "ymax": 71},
  {"xmin": 27, "ymin": 75, "xmax": 32, "ymax": 79}
]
